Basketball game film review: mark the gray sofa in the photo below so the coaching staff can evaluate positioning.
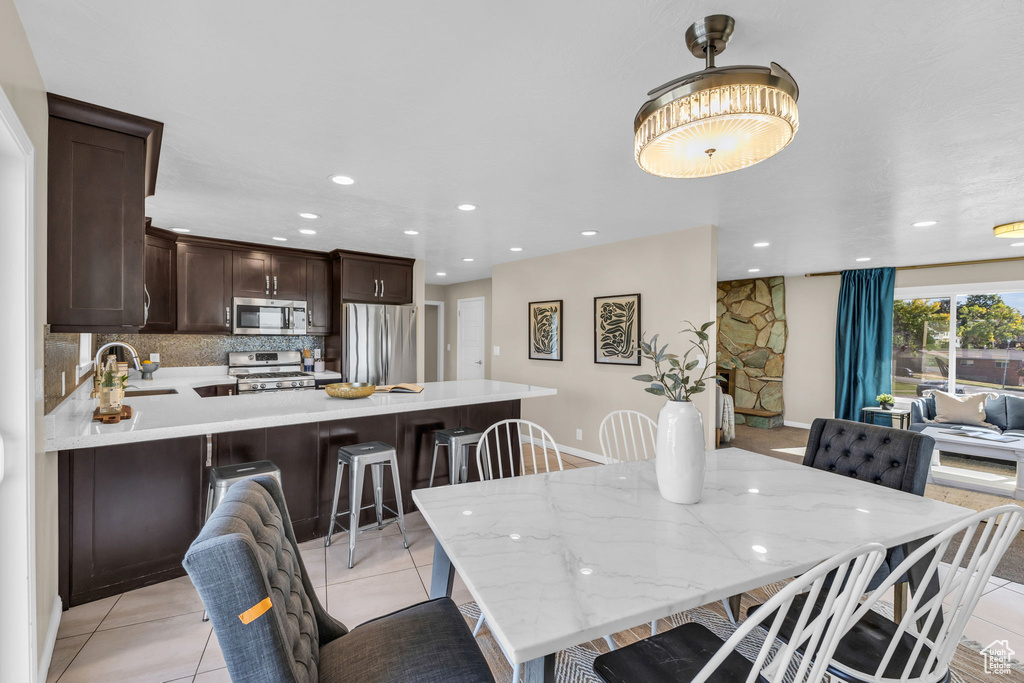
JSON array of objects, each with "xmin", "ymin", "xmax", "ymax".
[{"xmin": 909, "ymin": 393, "xmax": 1024, "ymax": 437}]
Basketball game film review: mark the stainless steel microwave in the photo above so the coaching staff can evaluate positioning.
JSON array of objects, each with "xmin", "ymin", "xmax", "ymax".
[{"xmin": 232, "ymin": 298, "xmax": 307, "ymax": 335}]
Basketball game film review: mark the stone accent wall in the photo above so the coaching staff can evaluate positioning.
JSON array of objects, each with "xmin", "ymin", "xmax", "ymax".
[{"xmin": 717, "ymin": 277, "xmax": 788, "ymax": 424}]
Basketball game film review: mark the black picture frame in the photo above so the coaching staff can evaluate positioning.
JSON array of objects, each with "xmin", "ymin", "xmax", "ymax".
[
  {"xmin": 594, "ymin": 293, "xmax": 642, "ymax": 365},
  {"xmin": 528, "ymin": 300, "xmax": 563, "ymax": 361}
]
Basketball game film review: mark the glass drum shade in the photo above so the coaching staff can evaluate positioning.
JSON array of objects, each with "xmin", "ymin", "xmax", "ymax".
[
  {"xmin": 635, "ymin": 84, "xmax": 798, "ymax": 179},
  {"xmin": 993, "ymin": 221, "xmax": 1024, "ymax": 238}
]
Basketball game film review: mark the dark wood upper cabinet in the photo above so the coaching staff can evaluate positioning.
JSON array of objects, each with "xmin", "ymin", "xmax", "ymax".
[
  {"xmin": 177, "ymin": 244, "xmax": 233, "ymax": 334},
  {"xmin": 141, "ymin": 229, "xmax": 176, "ymax": 333},
  {"xmin": 47, "ymin": 94, "xmax": 162, "ymax": 332},
  {"xmin": 306, "ymin": 258, "xmax": 332, "ymax": 334},
  {"xmin": 232, "ymin": 251, "xmax": 273, "ymax": 298},
  {"xmin": 272, "ymin": 254, "xmax": 307, "ymax": 301},
  {"xmin": 340, "ymin": 256, "xmax": 413, "ymax": 304}
]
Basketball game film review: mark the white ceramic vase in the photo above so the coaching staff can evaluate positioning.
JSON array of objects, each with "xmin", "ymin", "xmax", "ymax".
[{"xmin": 655, "ymin": 400, "xmax": 706, "ymax": 504}]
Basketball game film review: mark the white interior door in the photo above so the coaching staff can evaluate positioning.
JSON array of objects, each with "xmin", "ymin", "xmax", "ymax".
[{"xmin": 457, "ymin": 297, "xmax": 485, "ymax": 380}]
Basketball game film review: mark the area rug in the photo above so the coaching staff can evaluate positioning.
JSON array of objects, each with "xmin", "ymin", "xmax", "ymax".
[{"xmin": 459, "ymin": 583, "xmax": 1024, "ymax": 682}]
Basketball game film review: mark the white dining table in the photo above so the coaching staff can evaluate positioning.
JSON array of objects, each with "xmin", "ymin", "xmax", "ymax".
[{"xmin": 411, "ymin": 447, "xmax": 973, "ymax": 683}]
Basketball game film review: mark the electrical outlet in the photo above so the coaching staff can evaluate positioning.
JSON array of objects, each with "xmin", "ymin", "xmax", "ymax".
[
  {"xmin": 576, "ymin": 429, "xmax": 583, "ymax": 441},
  {"xmin": 150, "ymin": 353, "xmax": 160, "ymax": 363},
  {"xmin": 61, "ymin": 371, "xmax": 66, "ymax": 396},
  {"xmin": 447, "ymin": 344, "xmax": 451, "ymax": 351},
  {"xmin": 493, "ymin": 346, "xmax": 501, "ymax": 356}
]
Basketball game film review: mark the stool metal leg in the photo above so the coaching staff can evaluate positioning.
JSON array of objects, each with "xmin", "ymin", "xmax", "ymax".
[
  {"xmin": 325, "ymin": 459, "xmax": 345, "ymax": 548},
  {"xmin": 388, "ymin": 455, "xmax": 410, "ymax": 549},
  {"xmin": 371, "ymin": 463, "xmax": 384, "ymax": 528},
  {"xmin": 429, "ymin": 440, "xmax": 441, "ymax": 487},
  {"xmin": 448, "ymin": 444, "xmax": 461, "ymax": 485},
  {"xmin": 348, "ymin": 461, "xmax": 364, "ymax": 569},
  {"xmin": 204, "ymin": 482, "xmax": 215, "ymax": 522}
]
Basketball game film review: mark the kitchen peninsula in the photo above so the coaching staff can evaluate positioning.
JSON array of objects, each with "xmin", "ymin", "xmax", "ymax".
[{"xmin": 50, "ymin": 374, "xmax": 555, "ymax": 607}]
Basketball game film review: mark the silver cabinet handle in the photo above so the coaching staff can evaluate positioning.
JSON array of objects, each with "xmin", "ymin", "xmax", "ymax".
[
  {"xmin": 265, "ymin": 275, "xmax": 270, "ymax": 295},
  {"xmin": 273, "ymin": 275, "xmax": 278, "ymax": 297},
  {"xmin": 143, "ymin": 284, "xmax": 151, "ymax": 325},
  {"xmin": 381, "ymin": 279, "xmax": 385, "ymax": 297},
  {"xmin": 308, "ymin": 309, "xmax": 313, "ymax": 327},
  {"xmin": 206, "ymin": 434, "xmax": 213, "ymax": 467},
  {"xmin": 374, "ymin": 279, "xmax": 379, "ymax": 297},
  {"xmin": 225, "ymin": 306, "xmax": 231, "ymax": 327}
]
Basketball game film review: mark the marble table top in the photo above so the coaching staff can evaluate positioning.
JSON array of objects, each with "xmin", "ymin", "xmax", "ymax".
[{"xmin": 412, "ymin": 448, "xmax": 973, "ymax": 664}]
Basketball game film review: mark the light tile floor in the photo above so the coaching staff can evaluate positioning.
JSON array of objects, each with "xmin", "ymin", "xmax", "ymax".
[{"xmin": 47, "ymin": 450, "xmax": 1024, "ymax": 681}]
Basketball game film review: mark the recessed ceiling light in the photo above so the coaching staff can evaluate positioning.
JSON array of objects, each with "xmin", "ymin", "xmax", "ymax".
[
  {"xmin": 272, "ymin": 237, "xmax": 288, "ymax": 242},
  {"xmin": 298, "ymin": 212, "xmax": 320, "ymax": 220},
  {"xmin": 753, "ymin": 242, "xmax": 770, "ymax": 247},
  {"xmin": 404, "ymin": 230, "xmax": 420, "ymax": 235},
  {"xmin": 436, "ymin": 272, "xmax": 447, "ymax": 277},
  {"xmin": 581, "ymin": 230, "xmax": 599, "ymax": 236},
  {"xmin": 462, "ymin": 257, "xmax": 474, "ymax": 262},
  {"xmin": 171, "ymin": 228, "xmax": 191, "ymax": 233},
  {"xmin": 748, "ymin": 268, "xmax": 760, "ymax": 272},
  {"xmin": 912, "ymin": 220, "xmax": 938, "ymax": 227},
  {"xmin": 510, "ymin": 247, "xmax": 523, "ymax": 252},
  {"xmin": 855, "ymin": 257, "xmax": 871, "ymax": 262},
  {"xmin": 299, "ymin": 229, "xmax": 316, "ymax": 235},
  {"xmin": 457, "ymin": 204, "xmax": 477, "ymax": 211},
  {"xmin": 330, "ymin": 175, "xmax": 355, "ymax": 185},
  {"xmin": 1011, "ymin": 242, "xmax": 1024, "ymax": 247}
]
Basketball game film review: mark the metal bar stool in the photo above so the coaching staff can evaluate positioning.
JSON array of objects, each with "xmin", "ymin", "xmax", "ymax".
[
  {"xmin": 203, "ymin": 460, "xmax": 282, "ymax": 621},
  {"xmin": 325, "ymin": 441, "xmax": 409, "ymax": 568},
  {"xmin": 429, "ymin": 427, "xmax": 483, "ymax": 486}
]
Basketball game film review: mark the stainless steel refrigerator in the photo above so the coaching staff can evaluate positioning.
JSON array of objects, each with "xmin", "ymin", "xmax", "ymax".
[{"xmin": 343, "ymin": 304, "xmax": 417, "ymax": 385}]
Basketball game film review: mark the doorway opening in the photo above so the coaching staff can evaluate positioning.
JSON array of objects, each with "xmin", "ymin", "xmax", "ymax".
[
  {"xmin": 424, "ymin": 300, "xmax": 444, "ymax": 382},
  {"xmin": 457, "ymin": 297, "xmax": 486, "ymax": 380}
]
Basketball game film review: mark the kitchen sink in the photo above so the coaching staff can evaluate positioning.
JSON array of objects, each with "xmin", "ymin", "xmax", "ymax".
[{"xmin": 124, "ymin": 388, "xmax": 179, "ymax": 397}]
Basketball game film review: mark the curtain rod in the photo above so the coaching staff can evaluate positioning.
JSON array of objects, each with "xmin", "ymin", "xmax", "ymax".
[{"xmin": 804, "ymin": 254, "xmax": 1024, "ymax": 277}]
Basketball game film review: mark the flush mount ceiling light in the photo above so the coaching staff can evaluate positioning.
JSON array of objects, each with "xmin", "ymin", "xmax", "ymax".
[
  {"xmin": 634, "ymin": 15, "xmax": 799, "ymax": 179},
  {"xmin": 298, "ymin": 212, "xmax": 320, "ymax": 219},
  {"xmin": 457, "ymin": 204, "xmax": 477, "ymax": 211},
  {"xmin": 994, "ymin": 221, "xmax": 1024, "ymax": 239},
  {"xmin": 330, "ymin": 175, "xmax": 355, "ymax": 185},
  {"xmin": 912, "ymin": 220, "xmax": 938, "ymax": 227}
]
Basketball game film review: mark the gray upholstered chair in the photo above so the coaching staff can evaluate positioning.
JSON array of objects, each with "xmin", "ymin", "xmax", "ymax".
[
  {"xmin": 803, "ymin": 418, "xmax": 935, "ymax": 607},
  {"xmin": 183, "ymin": 476, "xmax": 494, "ymax": 683}
]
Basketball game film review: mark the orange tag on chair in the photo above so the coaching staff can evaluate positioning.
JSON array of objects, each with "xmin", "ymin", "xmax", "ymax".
[{"xmin": 238, "ymin": 597, "xmax": 272, "ymax": 625}]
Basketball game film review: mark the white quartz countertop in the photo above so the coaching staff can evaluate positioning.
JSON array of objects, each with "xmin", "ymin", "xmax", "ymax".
[
  {"xmin": 413, "ymin": 449, "xmax": 972, "ymax": 664},
  {"xmin": 45, "ymin": 370, "xmax": 556, "ymax": 451}
]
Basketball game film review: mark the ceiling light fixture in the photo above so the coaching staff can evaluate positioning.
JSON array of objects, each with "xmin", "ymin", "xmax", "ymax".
[
  {"xmin": 581, "ymin": 230, "xmax": 599, "ymax": 236},
  {"xmin": 436, "ymin": 272, "xmax": 447, "ymax": 276},
  {"xmin": 994, "ymin": 221, "xmax": 1024, "ymax": 239},
  {"xmin": 298, "ymin": 212, "xmax": 320, "ymax": 219},
  {"xmin": 330, "ymin": 175, "xmax": 355, "ymax": 185},
  {"xmin": 272, "ymin": 237, "xmax": 288, "ymax": 242},
  {"xmin": 855, "ymin": 257, "xmax": 871, "ymax": 262},
  {"xmin": 634, "ymin": 15, "xmax": 799, "ymax": 179},
  {"xmin": 462, "ymin": 257, "xmax": 474, "ymax": 262},
  {"xmin": 299, "ymin": 229, "xmax": 316, "ymax": 235},
  {"xmin": 912, "ymin": 220, "xmax": 938, "ymax": 227},
  {"xmin": 753, "ymin": 242, "xmax": 770, "ymax": 247},
  {"xmin": 1011, "ymin": 242, "xmax": 1024, "ymax": 247},
  {"xmin": 748, "ymin": 268, "xmax": 760, "ymax": 272},
  {"xmin": 457, "ymin": 204, "xmax": 477, "ymax": 211},
  {"xmin": 510, "ymin": 247, "xmax": 523, "ymax": 252},
  {"xmin": 171, "ymin": 228, "xmax": 191, "ymax": 233},
  {"xmin": 404, "ymin": 230, "xmax": 420, "ymax": 235}
]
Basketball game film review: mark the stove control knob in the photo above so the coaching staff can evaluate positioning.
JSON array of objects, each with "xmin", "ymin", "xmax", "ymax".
[
  {"xmin": 291, "ymin": 381, "xmax": 298, "ymax": 387},
  {"xmin": 248, "ymin": 354, "xmax": 254, "ymax": 360},
  {"xmin": 276, "ymin": 381, "xmax": 283, "ymax": 388},
  {"xmin": 259, "ymin": 383, "xmax": 266, "ymax": 389}
]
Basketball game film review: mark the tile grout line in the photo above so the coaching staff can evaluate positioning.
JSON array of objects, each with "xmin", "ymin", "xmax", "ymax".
[
  {"xmin": 971, "ymin": 613, "xmax": 1024, "ymax": 639},
  {"xmin": 54, "ymin": 592, "xmax": 123, "ymax": 682},
  {"xmin": 191, "ymin": 626, "xmax": 216, "ymax": 682}
]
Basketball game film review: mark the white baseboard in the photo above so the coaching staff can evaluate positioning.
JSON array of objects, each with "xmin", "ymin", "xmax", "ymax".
[
  {"xmin": 522, "ymin": 436, "xmax": 609, "ymax": 465},
  {"xmin": 37, "ymin": 593, "xmax": 61, "ymax": 683},
  {"xmin": 783, "ymin": 420, "xmax": 813, "ymax": 429}
]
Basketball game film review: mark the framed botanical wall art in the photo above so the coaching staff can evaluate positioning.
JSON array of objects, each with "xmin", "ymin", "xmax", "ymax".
[
  {"xmin": 594, "ymin": 293, "xmax": 641, "ymax": 365},
  {"xmin": 528, "ymin": 300, "xmax": 563, "ymax": 361}
]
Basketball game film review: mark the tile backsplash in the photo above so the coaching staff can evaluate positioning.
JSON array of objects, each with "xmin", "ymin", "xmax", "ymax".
[
  {"xmin": 92, "ymin": 333, "xmax": 325, "ymax": 367},
  {"xmin": 44, "ymin": 330, "xmax": 89, "ymax": 414}
]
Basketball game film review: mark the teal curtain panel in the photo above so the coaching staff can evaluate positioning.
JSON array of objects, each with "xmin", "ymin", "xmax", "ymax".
[{"xmin": 835, "ymin": 267, "xmax": 896, "ymax": 421}]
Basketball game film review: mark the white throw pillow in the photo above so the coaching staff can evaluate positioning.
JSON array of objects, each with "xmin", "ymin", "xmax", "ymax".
[{"xmin": 927, "ymin": 390, "xmax": 997, "ymax": 428}]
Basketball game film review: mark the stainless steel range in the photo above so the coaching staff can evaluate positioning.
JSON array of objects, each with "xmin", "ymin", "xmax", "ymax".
[{"xmin": 228, "ymin": 351, "xmax": 316, "ymax": 393}]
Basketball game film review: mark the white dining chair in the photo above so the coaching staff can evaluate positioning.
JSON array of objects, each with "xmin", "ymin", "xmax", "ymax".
[
  {"xmin": 594, "ymin": 541, "xmax": 888, "ymax": 683},
  {"xmin": 599, "ymin": 410, "xmax": 657, "ymax": 463},
  {"xmin": 472, "ymin": 418, "xmax": 563, "ymax": 682}
]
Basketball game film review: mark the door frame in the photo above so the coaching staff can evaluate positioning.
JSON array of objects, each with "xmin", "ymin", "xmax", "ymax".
[
  {"xmin": 0, "ymin": 83, "xmax": 40, "ymax": 681},
  {"xmin": 424, "ymin": 300, "xmax": 444, "ymax": 382},
  {"xmin": 456, "ymin": 296, "xmax": 486, "ymax": 380}
]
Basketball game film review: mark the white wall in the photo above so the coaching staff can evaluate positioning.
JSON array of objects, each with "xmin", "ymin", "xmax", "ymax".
[
  {"xmin": 491, "ymin": 227, "xmax": 718, "ymax": 454},
  {"xmin": 782, "ymin": 260, "xmax": 1024, "ymax": 425}
]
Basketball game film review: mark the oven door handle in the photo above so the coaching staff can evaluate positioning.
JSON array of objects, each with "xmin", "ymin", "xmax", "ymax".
[{"xmin": 284, "ymin": 306, "xmax": 291, "ymax": 330}]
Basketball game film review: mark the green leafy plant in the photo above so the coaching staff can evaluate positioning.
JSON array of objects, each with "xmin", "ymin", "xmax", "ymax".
[
  {"xmin": 100, "ymin": 367, "xmax": 129, "ymax": 389},
  {"xmin": 632, "ymin": 321, "xmax": 716, "ymax": 402},
  {"xmin": 876, "ymin": 393, "xmax": 895, "ymax": 406}
]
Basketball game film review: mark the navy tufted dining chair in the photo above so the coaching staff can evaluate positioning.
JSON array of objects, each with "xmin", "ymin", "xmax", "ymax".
[{"xmin": 803, "ymin": 418, "xmax": 935, "ymax": 608}]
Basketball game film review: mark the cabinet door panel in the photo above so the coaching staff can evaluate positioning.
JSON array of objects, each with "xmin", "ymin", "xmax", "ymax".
[
  {"xmin": 377, "ymin": 262, "xmax": 414, "ymax": 304},
  {"xmin": 460, "ymin": 400, "xmax": 522, "ymax": 481},
  {"xmin": 141, "ymin": 233, "xmax": 176, "ymax": 333},
  {"xmin": 397, "ymin": 407, "xmax": 462, "ymax": 496},
  {"xmin": 272, "ymin": 254, "xmax": 307, "ymax": 301},
  {"xmin": 177, "ymin": 244, "xmax": 232, "ymax": 333},
  {"xmin": 48, "ymin": 117, "xmax": 146, "ymax": 329},
  {"xmin": 67, "ymin": 436, "xmax": 204, "ymax": 605},
  {"xmin": 340, "ymin": 258, "xmax": 380, "ymax": 303},
  {"xmin": 306, "ymin": 258, "xmax": 332, "ymax": 334},
  {"xmin": 233, "ymin": 251, "xmax": 273, "ymax": 298}
]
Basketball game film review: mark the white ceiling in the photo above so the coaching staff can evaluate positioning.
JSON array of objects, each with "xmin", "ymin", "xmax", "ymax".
[{"xmin": 15, "ymin": 1, "xmax": 1024, "ymax": 284}]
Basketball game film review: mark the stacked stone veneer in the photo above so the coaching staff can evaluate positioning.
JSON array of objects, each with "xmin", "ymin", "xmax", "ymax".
[{"xmin": 717, "ymin": 277, "xmax": 788, "ymax": 428}]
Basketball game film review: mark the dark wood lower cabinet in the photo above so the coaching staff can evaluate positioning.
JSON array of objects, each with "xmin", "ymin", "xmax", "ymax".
[{"xmin": 58, "ymin": 400, "xmax": 521, "ymax": 608}]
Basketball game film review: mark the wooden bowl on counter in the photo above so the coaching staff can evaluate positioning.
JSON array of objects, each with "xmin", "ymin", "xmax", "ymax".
[{"xmin": 323, "ymin": 382, "xmax": 376, "ymax": 399}]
